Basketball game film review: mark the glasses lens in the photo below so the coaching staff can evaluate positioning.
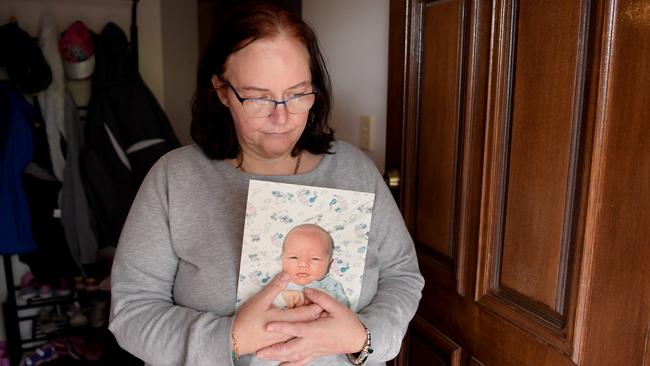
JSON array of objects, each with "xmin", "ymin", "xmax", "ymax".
[
  {"xmin": 243, "ymin": 99, "xmax": 275, "ymax": 117},
  {"xmin": 286, "ymin": 93, "xmax": 316, "ymax": 114}
]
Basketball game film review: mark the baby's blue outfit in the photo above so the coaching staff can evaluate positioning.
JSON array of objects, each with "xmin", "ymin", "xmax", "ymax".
[
  {"xmin": 272, "ymin": 273, "xmax": 350, "ymax": 309},
  {"xmin": 311, "ymin": 273, "xmax": 350, "ymax": 308}
]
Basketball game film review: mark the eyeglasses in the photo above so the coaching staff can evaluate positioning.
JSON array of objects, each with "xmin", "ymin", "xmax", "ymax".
[{"xmin": 225, "ymin": 81, "xmax": 317, "ymax": 117}]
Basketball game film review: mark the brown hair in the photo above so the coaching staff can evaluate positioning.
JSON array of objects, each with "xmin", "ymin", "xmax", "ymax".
[{"xmin": 190, "ymin": 2, "xmax": 334, "ymax": 159}]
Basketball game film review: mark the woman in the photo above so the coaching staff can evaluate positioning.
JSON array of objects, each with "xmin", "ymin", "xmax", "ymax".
[{"xmin": 109, "ymin": 3, "xmax": 423, "ymax": 366}]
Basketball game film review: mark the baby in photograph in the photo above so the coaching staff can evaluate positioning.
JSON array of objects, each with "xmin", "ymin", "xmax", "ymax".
[
  {"xmin": 252, "ymin": 226, "xmax": 353, "ymax": 365},
  {"xmin": 273, "ymin": 223, "xmax": 350, "ymax": 309}
]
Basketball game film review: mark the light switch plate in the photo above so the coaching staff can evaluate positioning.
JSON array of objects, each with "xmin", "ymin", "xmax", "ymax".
[{"xmin": 359, "ymin": 115, "xmax": 373, "ymax": 151}]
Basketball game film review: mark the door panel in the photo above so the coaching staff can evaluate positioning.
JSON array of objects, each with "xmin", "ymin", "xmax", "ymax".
[
  {"xmin": 579, "ymin": 0, "xmax": 650, "ymax": 364},
  {"xmin": 416, "ymin": 0, "xmax": 461, "ymax": 261},
  {"xmin": 495, "ymin": 0, "xmax": 583, "ymax": 310},
  {"xmin": 388, "ymin": 0, "xmax": 650, "ymax": 365},
  {"xmin": 409, "ymin": 316, "xmax": 462, "ymax": 366},
  {"xmin": 475, "ymin": 0, "xmax": 597, "ymax": 355},
  {"xmin": 414, "ymin": 0, "xmax": 465, "ymax": 291},
  {"xmin": 469, "ymin": 358, "xmax": 486, "ymax": 366}
]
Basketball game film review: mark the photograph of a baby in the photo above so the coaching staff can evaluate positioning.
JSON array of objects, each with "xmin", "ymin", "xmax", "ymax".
[
  {"xmin": 273, "ymin": 224, "xmax": 350, "ymax": 309},
  {"xmin": 236, "ymin": 180, "xmax": 375, "ymax": 313}
]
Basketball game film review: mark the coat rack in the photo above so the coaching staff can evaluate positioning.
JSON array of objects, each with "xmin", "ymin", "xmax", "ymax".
[{"xmin": 2, "ymin": 2, "xmax": 141, "ymax": 364}]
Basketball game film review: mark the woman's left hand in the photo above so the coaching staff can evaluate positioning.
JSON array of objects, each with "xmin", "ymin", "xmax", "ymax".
[{"xmin": 255, "ymin": 287, "xmax": 367, "ymax": 366}]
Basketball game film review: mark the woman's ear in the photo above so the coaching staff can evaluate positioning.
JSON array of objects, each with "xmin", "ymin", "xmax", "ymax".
[{"xmin": 211, "ymin": 75, "xmax": 229, "ymax": 107}]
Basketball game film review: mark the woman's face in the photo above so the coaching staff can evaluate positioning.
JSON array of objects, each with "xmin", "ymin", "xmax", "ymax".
[{"xmin": 215, "ymin": 35, "xmax": 312, "ymax": 160}]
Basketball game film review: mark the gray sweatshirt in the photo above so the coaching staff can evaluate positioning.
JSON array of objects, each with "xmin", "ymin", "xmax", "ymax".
[{"xmin": 109, "ymin": 140, "xmax": 424, "ymax": 366}]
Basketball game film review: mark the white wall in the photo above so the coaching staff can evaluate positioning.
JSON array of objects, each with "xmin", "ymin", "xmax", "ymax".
[
  {"xmin": 160, "ymin": 0, "xmax": 198, "ymax": 145},
  {"xmin": 303, "ymin": 0, "xmax": 389, "ymax": 172}
]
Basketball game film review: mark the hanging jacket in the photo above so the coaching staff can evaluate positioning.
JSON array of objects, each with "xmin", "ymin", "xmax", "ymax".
[
  {"xmin": 0, "ymin": 81, "xmax": 37, "ymax": 254},
  {"xmin": 82, "ymin": 22, "xmax": 180, "ymax": 248},
  {"xmin": 19, "ymin": 96, "xmax": 81, "ymax": 280},
  {"xmin": 61, "ymin": 92, "xmax": 100, "ymax": 265},
  {"xmin": 37, "ymin": 14, "xmax": 99, "ymax": 266},
  {"xmin": 37, "ymin": 14, "xmax": 66, "ymax": 182}
]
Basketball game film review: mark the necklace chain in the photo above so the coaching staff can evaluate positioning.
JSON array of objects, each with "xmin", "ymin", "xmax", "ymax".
[{"xmin": 236, "ymin": 150, "xmax": 303, "ymax": 175}]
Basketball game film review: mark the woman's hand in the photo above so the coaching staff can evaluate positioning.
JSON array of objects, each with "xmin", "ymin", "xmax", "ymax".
[
  {"xmin": 255, "ymin": 287, "xmax": 367, "ymax": 366},
  {"xmin": 233, "ymin": 272, "xmax": 323, "ymax": 355}
]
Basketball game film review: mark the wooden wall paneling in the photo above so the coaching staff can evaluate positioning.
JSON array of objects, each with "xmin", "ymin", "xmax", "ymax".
[
  {"xmin": 566, "ymin": 0, "xmax": 607, "ymax": 362},
  {"xmin": 456, "ymin": 0, "xmax": 490, "ymax": 298},
  {"xmin": 397, "ymin": 0, "xmax": 491, "ymax": 362},
  {"xmin": 498, "ymin": 0, "xmax": 583, "ymax": 310},
  {"xmin": 416, "ymin": 0, "xmax": 463, "ymax": 261},
  {"xmin": 578, "ymin": 0, "xmax": 650, "ymax": 364},
  {"xmin": 402, "ymin": 0, "xmax": 490, "ymax": 329},
  {"xmin": 475, "ymin": 0, "xmax": 597, "ymax": 355},
  {"xmin": 469, "ymin": 356, "xmax": 486, "ymax": 366},
  {"xmin": 644, "ymin": 324, "xmax": 650, "ymax": 366},
  {"xmin": 408, "ymin": 315, "xmax": 462, "ymax": 366},
  {"xmin": 391, "ymin": 0, "xmax": 650, "ymax": 364},
  {"xmin": 409, "ymin": 0, "xmax": 472, "ymax": 294}
]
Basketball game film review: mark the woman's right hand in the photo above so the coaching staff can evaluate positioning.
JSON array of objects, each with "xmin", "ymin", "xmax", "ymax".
[{"xmin": 232, "ymin": 272, "xmax": 323, "ymax": 355}]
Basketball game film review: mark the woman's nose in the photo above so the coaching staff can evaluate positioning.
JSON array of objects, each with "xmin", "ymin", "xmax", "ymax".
[{"xmin": 269, "ymin": 102, "xmax": 288, "ymax": 124}]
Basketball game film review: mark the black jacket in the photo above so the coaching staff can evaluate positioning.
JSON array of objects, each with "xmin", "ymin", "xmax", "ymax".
[{"xmin": 82, "ymin": 22, "xmax": 180, "ymax": 248}]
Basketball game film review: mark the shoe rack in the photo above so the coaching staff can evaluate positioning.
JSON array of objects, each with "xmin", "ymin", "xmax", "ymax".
[{"xmin": 2, "ymin": 256, "xmax": 82, "ymax": 366}]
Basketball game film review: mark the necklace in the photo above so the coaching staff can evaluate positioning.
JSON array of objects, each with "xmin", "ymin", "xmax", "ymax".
[{"xmin": 236, "ymin": 150, "xmax": 303, "ymax": 175}]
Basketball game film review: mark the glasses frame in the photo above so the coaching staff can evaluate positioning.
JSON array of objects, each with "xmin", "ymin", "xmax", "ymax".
[{"xmin": 224, "ymin": 81, "xmax": 318, "ymax": 117}]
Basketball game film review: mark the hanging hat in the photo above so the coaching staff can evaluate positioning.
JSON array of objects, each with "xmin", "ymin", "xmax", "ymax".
[{"xmin": 59, "ymin": 21, "xmax": 95, "ymax": 80}]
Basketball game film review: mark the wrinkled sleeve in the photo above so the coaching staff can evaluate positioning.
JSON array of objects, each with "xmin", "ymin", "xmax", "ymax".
[
  {"xmin": 108, "ymin": 156, "xmax": 234, "ymax": 366},
  {"xmin": 356, "ymin": 168, "xmax": 425, "ymax": 363}
]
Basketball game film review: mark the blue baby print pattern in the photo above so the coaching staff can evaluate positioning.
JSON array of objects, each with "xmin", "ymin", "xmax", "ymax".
[
  {"xmin": 270, "ymin": 210, "xmax": 294, "ymax": 224},
  {"xmin": 297, "ymin": 189, "xmax": 319, "ymax": 206}
]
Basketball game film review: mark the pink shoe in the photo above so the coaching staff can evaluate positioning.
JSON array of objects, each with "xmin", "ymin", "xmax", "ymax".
[
  {"xmin": 55, "ymin": 277, "xmax": 72, "ymax": 296},
  {"xmin": 19, "ymin": 272, "xmax": 37, "ymax": 300},
  {"xmin": 38, "ymin": 284, "xmax": 53, "ymax": 299}
]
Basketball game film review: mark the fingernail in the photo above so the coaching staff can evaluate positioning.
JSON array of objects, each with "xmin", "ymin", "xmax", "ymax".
[
  {"xmin": 280, "ymin": 272, "xmax": 289, "ymax": 281},
  {"xmin": 267, "ymin": 325, "xmax": 275, "ymax": 332}
]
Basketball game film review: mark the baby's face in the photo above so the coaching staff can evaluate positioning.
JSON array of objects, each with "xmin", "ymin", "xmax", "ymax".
[{"xmin": 281, "ymin": 229, "xmax": 331, "ymax": 286}]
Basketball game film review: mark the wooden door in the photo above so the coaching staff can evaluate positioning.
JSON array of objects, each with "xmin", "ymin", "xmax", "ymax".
[{"xmin": 386, "ymin": 0, "xmax": 650, "ymax": 365}]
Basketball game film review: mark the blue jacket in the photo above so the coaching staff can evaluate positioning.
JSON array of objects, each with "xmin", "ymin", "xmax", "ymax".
[{"xmin": 0, "ymin": 81, "xmax": 37, "ymax": 254}]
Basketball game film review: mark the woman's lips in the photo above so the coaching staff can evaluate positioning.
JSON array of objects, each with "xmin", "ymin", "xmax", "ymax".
[{"xmin": 264, "ymin": 130, "xmax": 292, "ymax": 135}]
